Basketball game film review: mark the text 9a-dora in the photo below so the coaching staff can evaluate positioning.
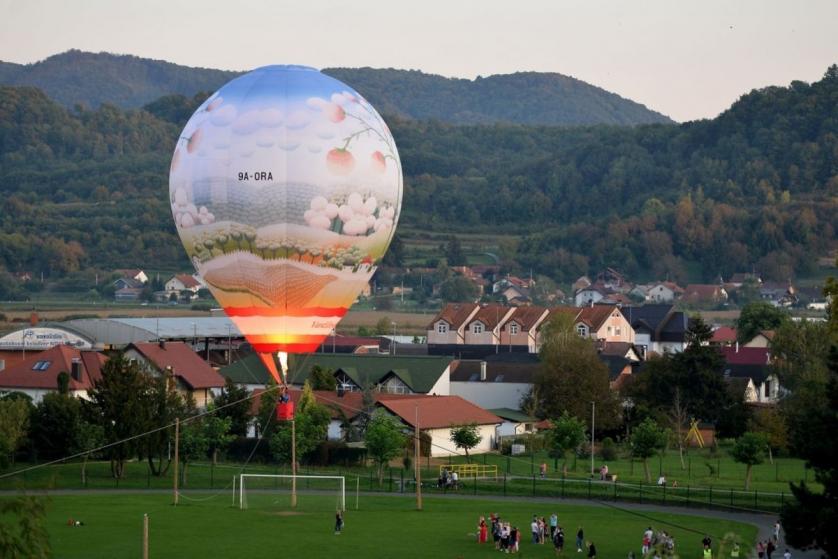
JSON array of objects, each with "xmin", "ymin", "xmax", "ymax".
[{"xmin": 238, "ymin": 171, "xmax": 273, "ymax": 181}]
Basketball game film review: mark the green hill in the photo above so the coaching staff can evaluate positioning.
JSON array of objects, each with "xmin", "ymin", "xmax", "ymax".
[
  {"xmin": 0, "ymin": 50, "xmax": 671, "ymax": 126},
  {"xmin": 0, "ymin": 66, "xmax": 835, "ymax": 295}
]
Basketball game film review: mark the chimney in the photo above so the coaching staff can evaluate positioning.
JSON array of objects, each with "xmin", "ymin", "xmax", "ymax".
[
  {"xmin": 30, "ymin": 312, "xmax": 39, "ymax": 326},
  {"xmin": 480, "ymin": 361, "xmax": 487, "ymax": 381},
  {"xmin": 70, "ymin": 359, "xmax": 82, "ymax": 382}
]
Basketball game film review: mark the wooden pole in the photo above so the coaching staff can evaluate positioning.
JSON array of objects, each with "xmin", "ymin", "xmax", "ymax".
[
  {"xmin": 291, "ymin": 419, "xmax": 297, "ymax": 508},
  {"xmin": 415, "ymin": 405, "xmax": 422, "ymax": 510},
  {"xmin": 142, "ymin": 514, "xmax": 149, "ymax": 559},
  {"xmin": 173, "ymin": 418, "xmax": 180, "ymax": 506}
]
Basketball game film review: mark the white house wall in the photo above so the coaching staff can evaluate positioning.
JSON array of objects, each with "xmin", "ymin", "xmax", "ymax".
[
  {"xmin": 427, "ymin": 424, "xmax": 497, "ymax": 457},
  {"xmin": 427, "ymin": 367, "xmax": 451, "ymax": 395},
  {"xmin": 449, "ymin": 381, "xmax": 532, "ymax": 410}
]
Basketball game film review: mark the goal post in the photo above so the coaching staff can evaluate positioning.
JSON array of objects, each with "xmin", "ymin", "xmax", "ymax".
[{"xmin": 239, "ymin": 474, "xmax": 346, "ymax": 512}]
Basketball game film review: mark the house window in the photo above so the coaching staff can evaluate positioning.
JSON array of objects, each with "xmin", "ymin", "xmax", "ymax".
[
  {"xmin": 31, "ymin": 360, "xmax": 51, "ymax": 371},
  {"xmin": 335, "ymin": 372, "xmax": 359, "ymax": 392},
  {"xmin": 437, "ymin": 322, "xmax": 448, "ymax": 334},
  {"xmin": 576, "ymin": 325, "xmax": 587, "ymax": 337},
  {"xmin": 510, "ymin": 323, "xmax": 519, "ymax": 335},
  {"xmin": 616, "ymin": 327, "xmax": 621, "ymax": 336},
  {"xmin": 472, "ymin": 322, "xmax": 484, "ymax": 334},
  {"xmin": 607, "ymin": 326, "xmax": 612, "ymax": 335}
]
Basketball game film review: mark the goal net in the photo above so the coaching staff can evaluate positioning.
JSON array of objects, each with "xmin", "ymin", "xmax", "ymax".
[{"xmin": 237, "ymin": 474, "xmax": 346, "ymax": 512}]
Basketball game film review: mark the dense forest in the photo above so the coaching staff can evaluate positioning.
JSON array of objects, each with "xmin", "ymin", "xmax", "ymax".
[
  {"xmin": 0, "ymin": 66, "xmax": 836, "ymax": 288},
  {"xmin": 0, "ymin": 50, "xmax": 670, "ymax": 126}
]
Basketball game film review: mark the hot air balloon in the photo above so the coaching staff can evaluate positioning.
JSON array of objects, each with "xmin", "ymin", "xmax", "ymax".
[{"xmin": 169, "ymin": 66, "xmax": 402, "ymax": 385}]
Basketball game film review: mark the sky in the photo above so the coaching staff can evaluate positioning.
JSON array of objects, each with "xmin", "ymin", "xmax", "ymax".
[{"xmin": 1, "ymin": 0, "xmax": 836, "ymax": 122}]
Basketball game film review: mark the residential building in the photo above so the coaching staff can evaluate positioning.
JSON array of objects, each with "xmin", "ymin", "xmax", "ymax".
[
  {"xmin": 710, "ymin": 326, "xmax": 737, "ymax": 347},
  {"xmin": 574, "ymin": 286, "xmax": 606, "ymax": 307},
  {"xmin": 598, "ymin": 341, "xmax": 642, "ymax": 389},
  {"xmin": 427, "ymin": 303, "xmax": 480, "ymax": 345},
  {"xmin": 623, "ymin": 304, "xmax": 691, "ymax": 356},
  {"xmin": 285, "ymin": 353, "xmax": 454, "ymax": 395},
  {"xmin": 0, "ymin": 345, "xmax": 106, "ymax": 403},
  {"xmin": 646, "ymin": 282, "xmax": 684, "ymax": 303},
  {"xmin": 115, "ymin": 287, "xmax": 143, "ymax": 301},
  {"xmin": 744, "ymin": 331, "xmax": 775, "ymax": 348},
  {"xmin": 760, "ymin": 282, "xmax": 797, "ymax": 307},
  {"xmin": 490, "ymin": 408, "xmax": 537, "ymax": 437},
  {"xmin": 574, "ymin": 305, "xmax": 634, "ymax": 343},
  {"xmin": 124, "ymin": 341, "xmax": 226, "ymax": 407},
  {"xmin": 683, "ymin": 284, "xmax": 728, "ymax": 305},
  {"xmin": 116, "ymin": 269, "xmax": 149, "ymax": 284},
  {"xmin": 720, "ymin": 346, "xmax": 780, "ymax": 404},
  {"xmin": 113, "ymin": 277, "xmax": 144, "ymax": 291},
  {"xmin": 498, "ymin": 306, "xmax": 550, "ymax": 352},
  {"xmin": 165, "ymin": 274, "xmax": 203, "ymax": 299},
  {"xmin": 463, "ymin": 305, "xmax": 516, "ymax": 346},
  {"xmin": 450, "ymin": 355, "xmax": 539, "ymax": 410},
  {"xmin": 377, "ymin": 395, "xmax": 502, "ymax": 456}
]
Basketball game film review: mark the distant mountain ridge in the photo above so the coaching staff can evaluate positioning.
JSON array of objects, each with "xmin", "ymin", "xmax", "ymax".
[{"xmin": 0, "ymin": 50, "xmax": 672, "ymax": 126}]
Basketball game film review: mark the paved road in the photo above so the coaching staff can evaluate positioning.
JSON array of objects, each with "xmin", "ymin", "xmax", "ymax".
[{"xmin": 3, "ymin": 488, "xmax": 820, "ymax": 558}]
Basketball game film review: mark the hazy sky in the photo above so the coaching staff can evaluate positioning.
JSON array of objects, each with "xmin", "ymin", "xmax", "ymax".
[{"xmin": 1, "ymin": 0, "xmax": 836, "ymax": 122}]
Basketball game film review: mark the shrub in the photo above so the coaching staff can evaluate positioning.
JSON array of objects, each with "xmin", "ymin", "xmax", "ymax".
[{"xmin": 600, "ymin": 437, "xmax": 618, "ymax": 461}]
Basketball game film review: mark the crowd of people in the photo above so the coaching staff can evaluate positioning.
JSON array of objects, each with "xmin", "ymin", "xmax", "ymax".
[
  {"xmin": 477, "ymin": 513, "xmax": 596, "ymax": 557},
  {"xmin": 438, "ymin": 468, "xmax": 460, "ymax": 490}
]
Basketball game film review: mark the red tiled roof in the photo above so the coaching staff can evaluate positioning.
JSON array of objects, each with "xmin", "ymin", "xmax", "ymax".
[
  {"xmin": 684, "ymin": 284, "xmax": 723, "ymax": 300},
  {"xmin": 0, "ymin": 345, "xmax": 106, "ymax": 391},
  {"xmin": 721, "ymin": 346, "xmax": 771, "ymax": 366},
  {"xmin": 129, "ymin": 342, "xmax": 224, "ymax": 389},
  {"xmin": 577, "ymin": 305, "xmax": 618, "ymax": 331},
  {"xmin": 504, "ymin": 306, "xmax": 548, "ymax": 331},
  {"xmin": 468, "ymin": 304, "xmax": 512, "ymax": 330},
  {"xmin": 429, "ymin": 303, "xmax": 479, "ymax": 329},
  {"xmin": 249, "ymin": 387, "xmax": 423, "ymax": 417},
  {"xmin": 378, "ymin": 395, "xmax": 502, "ymax": 429},
  {"xmin": 711, "ymin": 326, "xmax": 737, "ymax": 343},
  {"xmin": 174, "ymin": 274, "xmax": 202, "ymax": 289}
]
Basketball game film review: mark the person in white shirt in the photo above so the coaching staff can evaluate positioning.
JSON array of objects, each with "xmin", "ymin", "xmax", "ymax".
[
  {"xmin": 657, "ymin": 475, "xmax": 666, "ymax": 486},
  {"xmin": 783, "ymin": 550, "xmax": 791, "ymax": 559}
]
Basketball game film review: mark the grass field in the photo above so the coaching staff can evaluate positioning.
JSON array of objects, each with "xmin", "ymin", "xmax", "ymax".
[{"xmin": 7, "ymin": 492, "xmax": 758, "ymax": 559}]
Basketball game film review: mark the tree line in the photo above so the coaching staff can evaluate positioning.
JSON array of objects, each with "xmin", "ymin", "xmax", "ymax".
[{"xmin": 1, "ymin": 66, "xmax": 836, "ymax": 287}]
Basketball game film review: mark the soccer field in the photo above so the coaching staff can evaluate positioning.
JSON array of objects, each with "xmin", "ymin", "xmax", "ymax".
[{"xmin": 28, "ymin": 492, "xmax": 757, "ymax": 558}]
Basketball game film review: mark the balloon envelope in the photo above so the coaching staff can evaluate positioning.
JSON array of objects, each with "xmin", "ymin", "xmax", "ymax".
[{"xmin": 169, "ymin": 66, "xmax": 402, "ymax": 354}]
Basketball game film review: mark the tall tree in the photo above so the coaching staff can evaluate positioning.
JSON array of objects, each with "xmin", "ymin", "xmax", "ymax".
[
  {"xmin": 86, "ymin": 355, "xmax": 151, "ymax": 478},
  {"xmin": 533, "ymin": 314, "xmax": 620, "ymax": 428},
  {"xmin": 364, "ymin": 409, "xmax": 407, "ymax": 485},
  {"xmin": 0, "ymin": 398, "xmax": 31, "ymax": 468},
  {"xmin": 735, "ymin": 302, "xmax": 789, "ymax": 343},
  {"xmin": 269, "ymin": 382, "xmax": 330, "ymax": 465},
  {"xmin": 730, "ymin": 432, "xmax": 767, "ymax": 490},
  {"xmin": 548, "ymin": 411, "xmax": 587, "ymax": 476},
  {"xmin": 630, "ymin": 417, "xmax": 666, "ymax": 483},
  {"xmin": 449, "ymin": 423, "xmax": 482, "ymax": 463},
  {"xmin": 213, "ymin": 378, "xmax": 251, "ymax": 437},
  {"xmin": 309, "ymin": 365, "xmax": 337, "ymax": 391}
]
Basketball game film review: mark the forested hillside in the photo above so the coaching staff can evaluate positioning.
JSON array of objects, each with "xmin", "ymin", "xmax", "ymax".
[
  {"xmin": 0, "ymin": 50, "xmax": 671, "ymax": 126},
  {"xmin": 0, "ymin": 66, "xmax": 835, "ymax": 286}
]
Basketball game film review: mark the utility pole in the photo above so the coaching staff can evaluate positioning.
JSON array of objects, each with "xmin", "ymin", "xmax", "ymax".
[
  {"xmin": 173, "ymin": 418, "xmax": 180, "ymax": 505},
  {"xmin": 415, "ymin": 405, "xmax": 422, "ymax": 510},
  {"xmin": 142, "ymin": 514, "xmax": 149, "ymax": 559},
  {"xmin": 291, "ymin": 419, "xmax": 297, "ymax": 508},
  {"xmin": 590, "ymin": 401, "xmax": 596, "ymax": 477}
]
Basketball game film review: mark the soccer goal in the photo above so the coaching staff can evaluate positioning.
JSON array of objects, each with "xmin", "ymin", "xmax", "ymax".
[{"xmin": 237, "ymin": 474, "xmax": 346, "ymax": 512}]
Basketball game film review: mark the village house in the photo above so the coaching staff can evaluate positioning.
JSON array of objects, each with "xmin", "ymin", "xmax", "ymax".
[
  {"xmin": 115, "ymin": 269, "xmax": 149, "ymax": 284},
  {"xmin": 645, "ymin": 282, "xmax": 684, "ymax": 303},
  {"xmin": 463, "ymin": 304, "xmax": 516, "ymax": 346},
  {"xmin": 165, "ymin": 274, "xmax": 204, "ymax": 300},
  {"xmin": 124, "ymin": 341, "xmax": 226, "ymax": 407},
  {"xmin": 744, "ymin": 330, "xmax": 775, "ymax": 348},
  {"xmin": 0, "ymin": 345, "xmax": 106, "ymax": 403},
  {"xmin": 709, "ymin": 326, "xmax": 738, "ymax": 347},
  {"xmin": 760, "ymin": 282, "xmax": 797, "ymax": 307},
  {"xmin": 449, "ymin": 355, "xmax": 539, "ymax": 410},
  {"xmin": 427, "ymin": 303, "xmax": 481, "ymax": 346},
  {"xmin": 721, "ymin": 345, "xmax": 781, "ymax": 404},
  {"xmin": 574, "ymin": 286, "xmax": 606, "ymax": 307},
  {"xmin": 490, "ymin": 408, "xmax": 537, "ymax": 437},
  {"xmin": 623, "ymin": 304, "xmax": 691, "ymax": 356},
  {"xmin": 498, "ymin": 306, "xmax": 550, "ymax": 352},
  {"xmin": 683, "ymin": 284, "xmax": 729, "ymax": 306}
]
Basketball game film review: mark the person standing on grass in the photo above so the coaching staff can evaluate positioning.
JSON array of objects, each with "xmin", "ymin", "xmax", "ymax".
[
  {"xmin": 553, "ymin": 526, "xmax": 565, "ymax": 556},
  {"xmin": 541, "ymin": 462, "xmax": 547, "ymax": 479},
  {"xmin": 773, "ymin": 521, "xmax": 781, "ymax": 543},
  {"xmin": 493, "ymin": 516, "xmax": 501, "ymax": 550},
  {"xmin": 513, "ymin": 525, "xmax": 521, "ymax": 553},
  {"xmin": 532, "ymin": 516, "xmax": 540, "ymax": 544},
  {"xmin": 550, "ymin": 513, "xmax": 558, "ymax": 539},
  {"xmin": 587, "ymin": 540, "xmax": 597, "ymax": 559},
  {"xmin": 702, "ymin": 534, "xmax": 712, "ymax": 550},
  {"xmin": 334, "ymin": 510, "xmax": 343, "ymax": 535},
  {"xmin": 576, "ymin": 526, "xmax": 584, "ymax": 553},
  {"xmin": 478, "ymin": 516, "xmax": 488, "ymax": 544}
]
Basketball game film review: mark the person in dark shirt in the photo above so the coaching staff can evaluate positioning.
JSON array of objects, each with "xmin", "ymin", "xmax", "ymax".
[
  {"xmin": 702, "ymin": 535, "xmax": 712, "ymax": 549},
  {"xmin": 587, "ymin": 541, "xmax": 597, "ymax": 558}
]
